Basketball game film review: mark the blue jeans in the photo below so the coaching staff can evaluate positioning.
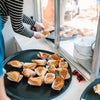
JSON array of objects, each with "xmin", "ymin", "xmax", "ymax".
[{"xmin": 0, "ymin": 15, "xmax": 4, "ymax": 76}]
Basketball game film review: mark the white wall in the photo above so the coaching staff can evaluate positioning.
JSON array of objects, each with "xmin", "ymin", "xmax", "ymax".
[
  {"xmin": 23, "ymin": 0, "xmax": 34, "ymax": 16},
  {"xmin": 2, "ymin": 0, "xmax": 34, "ymax": 57},
  {"xmin": 2, "ymin": 18, "xmax": 16, "ymax": 57}
]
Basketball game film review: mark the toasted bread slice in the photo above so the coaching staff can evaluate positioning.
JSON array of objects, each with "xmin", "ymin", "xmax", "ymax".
[
  {"xmin": 58, "ymin": 68, "xmax": 69, "ymax": 79},
  {"xmin": 23, "ymin": 69, "xmax": 37, "ymax": 77},
  {"xmin": 48, "ymin": 60, "xmax": 60, "ymax": 66},
  {"xmin": 64, "ymin": 29, "xmax": 78, "ymax": 37},
  {"xmin": 42, "ymin": 31, "xmax": 50, "ymax": 36},
  {"xmin": 7, "ymin": 60, "xmax": 22, "ymax": 68},
  {"xmin": 94, "ymin": 84, "xmax": 100, "ymax": 95},
  {"xmin": 50, "ymin": 53, "xmax": 61, "ymax": 61},
  {"xmin": 32, "ymin": 60, "xmax": 46, "ymax": 65},
  {"xmin": 38, "ymin": 52, "xmax": 50, "ymax": 59},
  {"xmin": 35, "ymin": 66, "xmax": 47, "ymax": 76},
  {"xmin": 44, "ymin": 73, "xmax": 55, "ymax": 84},
  {"xmin": 7, "ymin": 71, "xmax": 22, "ymax": 81},
  {"xmin": 28, "ymin": 76, "xmax": 44, "ymax": 86},
  {"xmin": 59, "ymin": 61, "xmax": 68, "ymax": 68},
  {"xmin": 56, "ymin": 67, "xmax": 70, "ymax": 79},
  {"xmin": 22, "ymin": 63, "xmax": 37, "ymax": 70},
  {"xmin": 52, "ymin": 75, "xmax": 64, "ymax": 90},
  {"xmin": 47, "ymin": 65, "xmax": 57, "ymax": 73}
]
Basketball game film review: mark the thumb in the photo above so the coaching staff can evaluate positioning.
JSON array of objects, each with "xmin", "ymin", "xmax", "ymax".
[{"xmin": 41, "ymin": 34, "xmax": 45, "ymax": 38}]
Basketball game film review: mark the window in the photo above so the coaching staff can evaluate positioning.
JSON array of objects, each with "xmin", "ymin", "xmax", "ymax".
[{"xmin": 59, "ymin": 0, "xmax": 98, "ymax": 75}]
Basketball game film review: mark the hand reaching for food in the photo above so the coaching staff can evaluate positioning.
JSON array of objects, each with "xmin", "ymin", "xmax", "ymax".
[
  {"xmin": 34, "ymin": 21, "xmax": 44, "ymax": 30},
  {"xmin": 33, "ymin": 31, "xmax": 45, "ymax": 39}
]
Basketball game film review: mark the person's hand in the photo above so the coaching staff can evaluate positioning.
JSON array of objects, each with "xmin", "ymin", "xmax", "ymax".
[
  {"xmin": 1, "ymin": 97, "xmax": 11, "ymax": 100},
  {"xmin": 34, "ymin": 21, "xmax": 44, "ymax": 30},
  {"xmin": 1, "ymin": 95, "xmax": 11, "ymax": 100},
  {"xmin": 3, "ymin": 97, "xmax": 11, "ymax": 100},
  {"xmin": 33, "ymin": 31, "xmax": 45, "ymax": 39}
]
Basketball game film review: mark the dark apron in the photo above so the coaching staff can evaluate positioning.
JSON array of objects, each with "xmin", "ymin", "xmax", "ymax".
[{"xmin": 0, "ymin": 15, "xmax": 4, "ymax": 76}]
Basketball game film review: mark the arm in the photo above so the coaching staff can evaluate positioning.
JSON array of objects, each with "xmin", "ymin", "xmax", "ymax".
[
  {"xmin": 0, "ymin": 50, "xmax": 10, "ymax": 100},
  {"xmin": 23, "ymin": 14, "xmax": 45, "ymax": 30},
  {"xmin": 6, "ymin": 0, "xmax": 34, "ymax": 38},
  {"xmin": 0, "ymin": 76, "xmax": 11, "ymax": 100},
  {"xmin": 23, "ymin": 14, "xmax": 35, "ymax": 26},
  {"xmin": 1, "ymin": 16, "xmax": 8, "ymax": 26}
]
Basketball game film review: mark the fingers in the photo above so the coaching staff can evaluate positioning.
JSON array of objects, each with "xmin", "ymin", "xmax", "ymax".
[
  {"xmin": 34, "ymin": 22, "xmax": 45, "ymax": 30},
  {"xmin": 33, "ymin": 32, "xmax": 45, "ymax": 39},
  {"xmin": 40, "ymin": 27, "xmax": 44, "ymax": 30},
  {"xmin": 35, "ymin": 34, "xmax": 41, "ymax": 39},
  {"xmin": 38, "ymin": 24, "xmax": 44, "ymax": 30},
  {"xmin": 40, "ymin": 25, "xmax": 45, "ymax": 30},
  {"xmin": 41, "ymin": 34, "xmax": 45, "ymax": 38}
]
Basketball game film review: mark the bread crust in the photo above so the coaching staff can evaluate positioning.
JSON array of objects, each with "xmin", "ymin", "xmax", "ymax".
[
  {"xmin": 7, "ymin": 71, "xmax": 21, "ymax": 81},
  {"xmin": 32, "ymin": 60, "xmax": 46, "ymax": 65},
  {"xmin": 39, "ymin": 52, "xmax": 50, "ymax": 59},
  {"xmin": 22, "ymin": 63, "xmax": 37, "ymax": 69},
  {"xmin": 59, "ymin": 62, "xmax": 68, "ymax": 68},
  {"xmin": 28, "ymin": 76, "xmax": 44, "ymax": 85},
  {"xmin": 7, "ymin": 60, "xmax": 22, "ymax": 68},
  {"xmin": 50, "ymin": 53, "xmax": 61, "ymax": 61},
  {"xmin": 48, "ymin": 60, "xmax": 60, "ymax": 66},
  {"xmin": 53, "ymin": 75, "xmax": 64, "ymax": 90},
  {"xmin": 36, "ymin": 66, "xmax": 47, "ymax": 76},
  {"xmin": 94, "ymin": 84, "xmax": 100, "ymax": 92},
  {"xmin": 23, "ymin": 69, "xmax": 37, "ymax": 77},
  {"xmin": 44, "ymin": 73, "xmax": 55, "ymax": 84}
]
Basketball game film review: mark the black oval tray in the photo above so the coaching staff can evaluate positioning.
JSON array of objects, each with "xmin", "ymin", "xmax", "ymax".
[
  {"xmin": 80, "ymin": 78, "xmax": 100, "ymax": 100},
  {"xmin": 46, "ymin": 31, "xmax": 77, "ymax": 42},
  {"xmin": 4, "ymin": 49, "xmax": 72, "ymax": 100}
]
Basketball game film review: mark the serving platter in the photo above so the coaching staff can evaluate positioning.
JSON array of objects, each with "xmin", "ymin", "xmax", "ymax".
[
  {"xmin": 46, "ymin": 30, "xmax": 78, "ymax": 42},
  {"xmin": 80, "ymin": 78, "xmax": 100, "ymax": 100},
  {"xmin": 4, "ymin": 49, "xmax": 72, "ymax": 100}
]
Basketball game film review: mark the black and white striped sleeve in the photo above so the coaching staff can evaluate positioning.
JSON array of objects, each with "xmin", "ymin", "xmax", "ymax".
[
  {"xmin": 1, "ymin": 16, "xmax": 8, "ymax": 25},
  {"xmin": 23, "ymin": 14, "xmax": 35, "ymax": 26},
  {"xmin": 6, "ymin": 0, "xmax": 34, "ymax": 38}
]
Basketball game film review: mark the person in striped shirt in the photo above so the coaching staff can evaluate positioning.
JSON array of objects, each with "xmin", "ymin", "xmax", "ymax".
[
  {"xmin": 0, "ymin": 0, "xmax": 45, "ymax": 39},
  {"xmin": 0, "ymin": 0, "xmax": 45, "ymax": 99}
]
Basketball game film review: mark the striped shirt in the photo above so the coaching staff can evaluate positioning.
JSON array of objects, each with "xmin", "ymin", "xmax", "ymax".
[{"xmin": 0, "ymin": 0, "xmax": 36, "ymax": 38}]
